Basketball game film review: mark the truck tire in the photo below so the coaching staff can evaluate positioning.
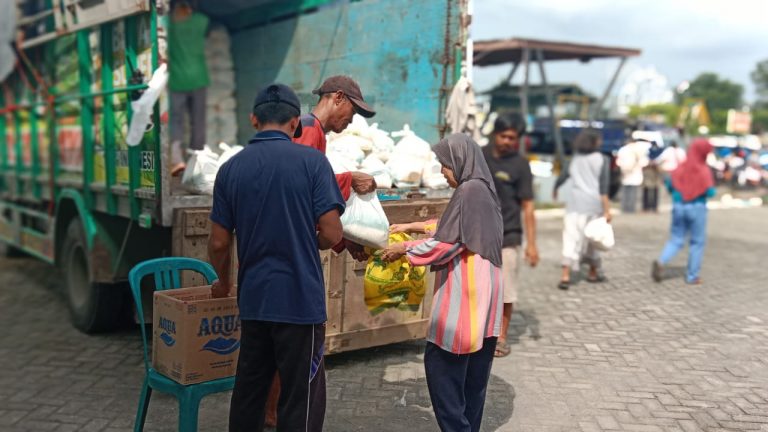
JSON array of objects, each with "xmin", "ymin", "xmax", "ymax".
[
  {"xmin": 60, "ymin": 219, "xmax": 126, "ymax": 333},
  {"xmin": 3, "ymin": 244, "xmax": 28, "ymax": 258}
]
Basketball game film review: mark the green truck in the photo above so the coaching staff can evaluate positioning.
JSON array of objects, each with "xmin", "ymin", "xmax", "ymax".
[{"xmin": 1, "ymin": 0, "xmax": 467, "ymax": 336}]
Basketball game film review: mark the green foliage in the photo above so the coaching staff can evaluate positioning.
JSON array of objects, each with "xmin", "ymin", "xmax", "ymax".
[
  {"xmin": 751, "ymin": 59, "xmax": 768, "ymax": 103},
  {"xmin": 678, "ymin": 72, "xmax": 744, "ymax": 111},
  {"xmin": 752, "ymin": 108, "xmax": 768, "ymax": 134},
  {"xmin": 627, "ymin": 103, "xmax": 681, "ymax": 125}
]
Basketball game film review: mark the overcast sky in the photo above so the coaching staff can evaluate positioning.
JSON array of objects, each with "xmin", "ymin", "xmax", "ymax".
[{"xmin": 472, "ymin": 0, "xmax": 768, "ymax": 104}]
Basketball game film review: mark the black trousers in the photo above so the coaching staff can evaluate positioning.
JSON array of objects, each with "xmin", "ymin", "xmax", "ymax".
[
  {"xmin": 424, "ymin": 337, "xmax": 497, "ymax": 432},
  {"xmin": 643, "ymin": 187, "xmax": 659, "ymax": 211},
  {"xmin": 229, "ymin": 320, "xmax": 326, "ymax": 432}
]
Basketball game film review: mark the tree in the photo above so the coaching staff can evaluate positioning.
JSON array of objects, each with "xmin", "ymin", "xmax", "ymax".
[
  {"xmin": 751, "ymin": 59, "xmax": 768, "ymax": 104},
  {"xmin": 627, "ymin": 103, "xmax": 681, "ymax": 126},
  {"xmin": 676, "ymin": 73, "xmax": 744, "ymax": 134}
]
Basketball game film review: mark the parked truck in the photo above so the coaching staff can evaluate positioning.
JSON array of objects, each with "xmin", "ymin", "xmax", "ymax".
[{"xmin": 1, "ymin": 0, "xmax": 467, "ymax": 352}]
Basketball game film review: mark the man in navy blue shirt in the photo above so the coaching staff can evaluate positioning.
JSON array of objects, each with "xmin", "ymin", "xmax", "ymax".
[{"xmin": 208, "ymin": 83, "xmax": 344, "ymax": 432}]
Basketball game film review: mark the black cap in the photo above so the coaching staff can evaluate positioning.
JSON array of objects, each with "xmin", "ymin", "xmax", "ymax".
[
  {"xmin": 253, "ymin": 83, "xmax": 303, "ymax": 138},
  {"xmin": 312, "ymin": 75, "xmax": 375, "ymax": 118}
]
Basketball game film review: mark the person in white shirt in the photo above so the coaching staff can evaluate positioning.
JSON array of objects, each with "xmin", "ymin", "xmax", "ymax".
[
  {"xmin": 616, "ymin": 139, "xmax": 650, "ymax": 213},
  {"xmin": 656, "ymin": 141, "xmax": 686, "ymax": 175}
]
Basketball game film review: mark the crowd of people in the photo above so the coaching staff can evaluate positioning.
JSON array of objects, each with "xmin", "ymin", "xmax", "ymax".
[{"xmin": 194, "ymin": 69, "xmax": 718, "ymax": 430}]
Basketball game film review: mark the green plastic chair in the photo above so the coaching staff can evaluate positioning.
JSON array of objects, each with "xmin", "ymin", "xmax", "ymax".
[{"xmin": 128, "ymin": 257, "xmax": 235, "ymax": 432}]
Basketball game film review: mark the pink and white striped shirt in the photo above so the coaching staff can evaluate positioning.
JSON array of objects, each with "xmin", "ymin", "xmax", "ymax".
[{"xmin": 404, "ymin": 237, "xmax": 504, "ymax": 354}]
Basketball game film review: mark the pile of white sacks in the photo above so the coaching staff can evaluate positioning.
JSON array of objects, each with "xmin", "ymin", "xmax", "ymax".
[
  {"xmin": 204, "ymin": 27, "xmax": 238, "ymax": 146},
  {"xmin": 326, "ymin": 115, "xmax": 448, "ymax": 190}
]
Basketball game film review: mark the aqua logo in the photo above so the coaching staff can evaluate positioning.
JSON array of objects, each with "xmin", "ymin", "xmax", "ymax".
[
  {"xmin": 197, "ymin": 315, "xmax": 240, "ymax": 337},
  {"xmin": 159, "ymin": 317, "xmax": 176, "ymax": 334},
  {"xmin": 158, "ymin": 316, "xmax": 176, "ymax": 347},
  {"xmin": 201, "ymin": 337, "xmax": 240, "ymax": 355}
]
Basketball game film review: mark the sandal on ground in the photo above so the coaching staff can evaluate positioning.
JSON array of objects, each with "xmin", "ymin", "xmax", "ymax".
[
  {"xmin": 651, "ymin": 260, "xmax": 663, "ymax": 283},
  {"xmin": 557, "ymin": 280, "xmax": 570, "ymax": 290},
  {"xmin": 494, "ymin": 342, "xmax": 511, "ymax": 358},
  {"xmin": 586, "ymin": 273, "xmax": 607, "ymax": 283},
  {"xmin": 686, "ymin": 278, "xmax": 702, "ymax": 285}
]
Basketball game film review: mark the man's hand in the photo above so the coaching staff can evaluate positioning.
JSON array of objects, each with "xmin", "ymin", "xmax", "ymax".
[
  {"xmin": 211, "ymin": 280, "xmax": 232, "ymax": 299},
  {"xmin": 344, "ymin": 239, "xmax": 369, "ymax": 262},
  {"xmin": 525, "ymin": 244, "xmax": 539, "ymax": 267},
  {"xmin": 351, "ymin": 172, "xmax": 376, "ymax": 194},
  {"xmin": 604, "ymin": 210, "xmax": 613, "ymax": 224},
  {"xmin": 381, "ymin": 242, "xmax": 407, "ymax": 262}
]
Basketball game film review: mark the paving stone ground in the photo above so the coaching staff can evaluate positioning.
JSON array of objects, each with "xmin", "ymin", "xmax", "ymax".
[{"xmin": 1, "ymin": 205, "xmax": 767, "ymax": 431}]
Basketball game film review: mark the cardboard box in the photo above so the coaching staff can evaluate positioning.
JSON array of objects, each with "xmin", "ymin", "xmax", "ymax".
[{"xmin": 152, "ymin": 286, "xmax": 240, "ymax": 385}]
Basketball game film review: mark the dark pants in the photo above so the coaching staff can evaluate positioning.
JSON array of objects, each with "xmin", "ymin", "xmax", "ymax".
[
  {"xmin": 170, "ymin": 88, "xmax": 206, "ymax": 165},
  {"xmin": 621, "ymin": 185, "xmax": 639, "ymax": 213},
  {"xmin": 642, "ymin": 187, "xmax": 659, "ymax": 211},
  {"xmin": 424, "ymin": 337, "xmax": 497, "ymax": 432},
  {"xmin": 229, "ymin": 320, "xmax": 326, "ymax": 432}
]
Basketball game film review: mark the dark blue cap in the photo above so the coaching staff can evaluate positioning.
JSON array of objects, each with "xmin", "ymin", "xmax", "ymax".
[{"xmin": 253, "ymin": 83, "xmax": 303, "ymax": 138}]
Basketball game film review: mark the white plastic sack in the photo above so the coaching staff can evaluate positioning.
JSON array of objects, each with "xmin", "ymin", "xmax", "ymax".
[
  {"xmin": 181, "ymin": 147, "xmax": 220, "ymax": 195},
  {"xmin": 584, "ymin": 217, "xmax": 615, "ymax": 251},
  {"xmin": 386, "ymin": 153, "xmax": 423, "ymax": 188},
  {"xmin": 340, "ymin": 192, "xmax": 390, "ymax": 249},
  {"xmin": 327, "ymin": 152, "xmax": 359, "ymax": 175},
  {"xmin": 421, "ymin": 152, "xmax": 449, "ymax": 189},
  {"xmin": 0, "ymin": 0, "xmax": 16, "ymax": 81},
  {"xmin": 360, "ymin": 155, "xmax": 393, "ymax": 189},
  {"xmin": 217, "ymin": 143, "xmax": 244, "ymax": 167},
  {"xmin": 326, "ymin": 135, "xmax": 366, "ymax": 165},
  {"xmin": 369, "ymin": 124, "xmax": 395, "ymax": 162}
]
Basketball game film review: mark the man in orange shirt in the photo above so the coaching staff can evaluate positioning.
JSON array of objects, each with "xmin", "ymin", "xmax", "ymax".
[{"xmin": 266, "ymin": 76, "xmax": 377, "ymax": 427}]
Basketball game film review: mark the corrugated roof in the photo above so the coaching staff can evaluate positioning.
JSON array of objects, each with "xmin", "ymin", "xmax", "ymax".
[{"xmin": 473, "ymin": 38, "xmax": 641, "ymax": 66}]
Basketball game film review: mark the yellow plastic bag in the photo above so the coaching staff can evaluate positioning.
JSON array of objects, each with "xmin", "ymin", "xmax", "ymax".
[{"xmin": 363, "ymin": 233, "xmax": 427, "ymax": 315}]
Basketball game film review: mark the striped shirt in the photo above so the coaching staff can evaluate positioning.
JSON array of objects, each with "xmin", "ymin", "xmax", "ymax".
[{"xmin": 404, "ymin": 238, "xmax": 504, "ymax": 354}]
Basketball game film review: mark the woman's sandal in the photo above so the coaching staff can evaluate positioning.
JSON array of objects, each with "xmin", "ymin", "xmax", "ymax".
[
  {"xmin": 586, "ymin": 273, "xmax": 607, "ymax": 283},
  {"xmin": 494, "ymin": 342, "xmax": 511, "ymax": 358},
  {"xmin": 557, "ymin": 280, "xmax": 570, "ymax": 290}
]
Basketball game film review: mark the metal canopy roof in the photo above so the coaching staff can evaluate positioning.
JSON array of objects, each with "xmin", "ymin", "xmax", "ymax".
[{"xmin": 473, "ymin": 38, "xmax": 641, "ymax": 67}]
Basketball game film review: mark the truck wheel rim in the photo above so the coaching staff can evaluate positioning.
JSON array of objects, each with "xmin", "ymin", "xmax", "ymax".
[{"xmin": 67, "ymin": 244, "xmax": 90, "ymax": 310}]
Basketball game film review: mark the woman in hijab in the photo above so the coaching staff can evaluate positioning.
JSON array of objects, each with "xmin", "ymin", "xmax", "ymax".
[
  {"xmin": 652, "ymin": 139, "xmax": 715, "ymax": 284},
  {"xmin": 382, "ymin": 133, "xmax": 504, "ymax": 432},
  {"xmin": 553, "ymin": 129, "xmax": 612, "ymax": 290}
]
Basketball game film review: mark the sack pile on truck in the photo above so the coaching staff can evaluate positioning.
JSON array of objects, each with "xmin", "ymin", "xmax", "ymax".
[
  {"xmin": 325, "ymin": 116, "xmax": 449, "ymax": 190},
  {"xmin": 205, "ymin": 26, "xmax": 237, "ymax": 146},
  {"xmin": 181, "ymin": 143, "xmax": 243, "ymax": 195}
]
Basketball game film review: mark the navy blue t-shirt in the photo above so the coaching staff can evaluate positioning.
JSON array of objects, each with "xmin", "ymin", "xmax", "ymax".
[{"xmin": 210, "ymin": 130, "xmax": 345, "ymax": 324}]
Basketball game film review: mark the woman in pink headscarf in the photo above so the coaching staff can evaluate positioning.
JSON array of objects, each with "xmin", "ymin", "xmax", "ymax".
[{"xmin": 652, "ymin": 139, "xmax": 715, "ymax": 284}]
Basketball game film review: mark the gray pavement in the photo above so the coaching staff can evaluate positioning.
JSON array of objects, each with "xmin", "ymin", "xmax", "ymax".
[{"xmin": 1, "ymin": 206, "xmax": 767, "ymax": 431}]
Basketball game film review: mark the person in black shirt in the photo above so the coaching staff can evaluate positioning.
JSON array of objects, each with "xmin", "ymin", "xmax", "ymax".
[{"xmin": 482, "ymin": 113, "xmax": 539, "ymax": 357}]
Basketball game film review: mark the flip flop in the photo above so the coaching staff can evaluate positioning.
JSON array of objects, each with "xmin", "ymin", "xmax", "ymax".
[
  {"xmin": 586, "ymin": 274, "xmax": 607, "ymax": 283},
  {"xmin": 494, "ymin": 342, "xmax": 511, "ymax": 358},
  {"xmin": 651, "ymin": 260, "xmax": 663, "ymax": 283},
  {"xmin": 557, "ymin": 280, "xmax": 570, "ymax": 290}
]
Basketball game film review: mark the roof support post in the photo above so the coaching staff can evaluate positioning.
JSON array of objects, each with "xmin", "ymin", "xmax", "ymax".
[
  {"xmin": 590, "ymin": 56, "xmax": 627, "ymax": 121},
  {"xmin": 519, "ymin": 46, "xmax": 530, "ymax": 155},
  {"xmin": 536, "ymin": 48, "xmax": 565, "ymax": 167},
  {"xmin": 505, "ymin": 62, "xmax": 519, "ymax": 84}
]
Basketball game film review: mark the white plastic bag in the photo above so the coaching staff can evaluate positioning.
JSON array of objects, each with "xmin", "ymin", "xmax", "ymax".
[
  {"xmin": 127, "ymin": 64, "xmax": 168, "ymax": 146},
  {"xmin": 340, "ymin": 192, "xmax": 390, "ymax": 249},
  {"xmin": 181, "ymin": 147, "xmax": 220, "ymax": 195},
  {"xmin": 584, "ymin": 217, "xmax": 615, "ymax": 251},
  {"xmin": 421, "ymin": 152, "xmax": 449, "ymax": 189},
  {"xmin": 361, "ymin": 155, "xmax": 393, "ymax": 189},
  {"xmin": 217, "ymin": 143, "xmax": 244, "ymax": 167}
]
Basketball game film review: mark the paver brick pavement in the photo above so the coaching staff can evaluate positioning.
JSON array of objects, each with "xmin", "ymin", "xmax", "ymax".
[{"xmin": 0, "ymin": 207, "xmax": 767, "ymax": 431}]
